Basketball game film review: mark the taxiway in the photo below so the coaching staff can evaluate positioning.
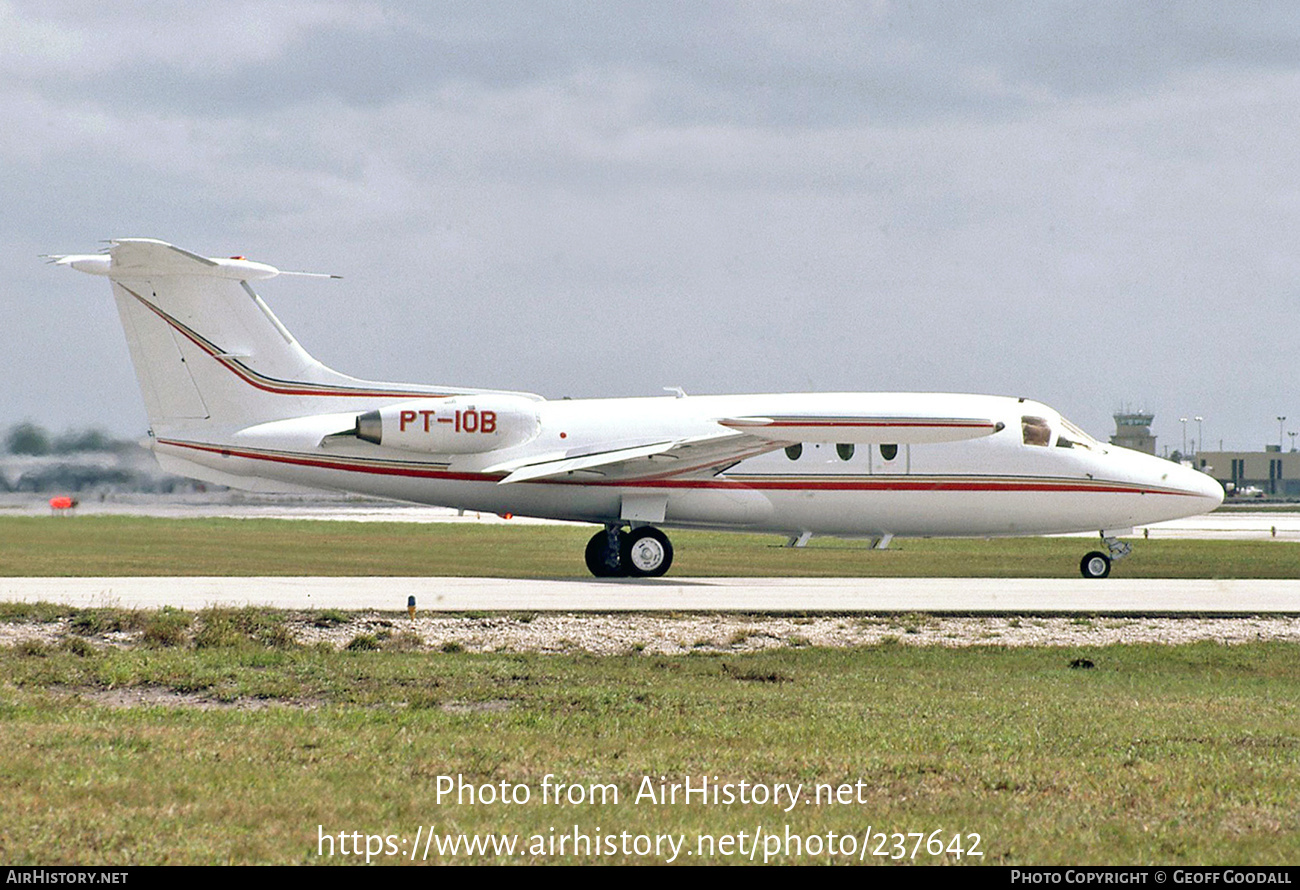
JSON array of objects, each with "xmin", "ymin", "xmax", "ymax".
[{"xmin": 3, "ymin": 575, "xmax": 1298, "ymax": 613}]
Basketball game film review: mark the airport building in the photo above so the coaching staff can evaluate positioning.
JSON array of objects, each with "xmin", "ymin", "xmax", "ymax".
[{"xmin": 1195, "ymin": 447, "xmax": 1300, "ymax": 497}]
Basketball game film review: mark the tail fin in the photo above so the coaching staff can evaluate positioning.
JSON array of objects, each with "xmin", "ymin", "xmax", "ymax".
[{"xmin": 53, "ymin": 239, "xmax": 454, "ymax": 436}]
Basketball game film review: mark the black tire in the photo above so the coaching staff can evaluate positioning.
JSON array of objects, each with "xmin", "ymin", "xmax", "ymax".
[
  {"xmin": 620, "ymin": 527, "xmax": 674, "ymax": 578},
  {"xmin": 585, "ymin": 529, "xmax": 626, "ymax": 577},
  {"xmin": 1080, "ymin": 551, "xmax": 1111, "ymax": 579}
]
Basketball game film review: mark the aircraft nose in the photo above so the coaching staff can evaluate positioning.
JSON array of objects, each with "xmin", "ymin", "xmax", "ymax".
[{"xmin": 1173, "ymin": 462, "xmax": 1225, "ymax": 507}]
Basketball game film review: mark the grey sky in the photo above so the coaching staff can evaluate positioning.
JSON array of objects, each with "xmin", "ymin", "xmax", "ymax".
[{"xmin": 4, "ymin": 1, "xmax": 1299, "ymax": 453}]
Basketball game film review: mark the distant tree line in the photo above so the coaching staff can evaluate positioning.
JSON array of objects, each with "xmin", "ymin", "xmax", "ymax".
[
  {"xmin": 1, "ymin": 422, "xmax": 208, "ymax": 493},
  {"xmin": 3, "ymin": 422, "xmax": 128, "ymax": 455}
]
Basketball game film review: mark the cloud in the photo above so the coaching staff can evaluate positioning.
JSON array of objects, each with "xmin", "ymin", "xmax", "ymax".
[{"xmin": 7, "ymin": 2, "xmax": 1300, "ymax": 449}]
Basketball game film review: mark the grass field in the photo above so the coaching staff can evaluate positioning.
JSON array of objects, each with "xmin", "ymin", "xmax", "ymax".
[
  {"xmin": 3, "ymin": 514, "xmax": 1300, "ymax": 577},
  {"xmin": 0, "ymin": 622, "xmax": 1297, "ymax": 865},
  {"xmin": 2, "ymin": 516, "xmax": 1297, "ymax": 865}
]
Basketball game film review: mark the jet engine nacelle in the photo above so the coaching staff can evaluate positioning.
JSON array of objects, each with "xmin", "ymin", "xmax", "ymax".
[{"xmin": 355, "ymin": 396, "xmax": 541, "ymax": 454}]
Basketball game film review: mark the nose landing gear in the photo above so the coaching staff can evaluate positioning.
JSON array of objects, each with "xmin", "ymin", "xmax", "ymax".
[
  {"xmin": 1080, "ymin": 535, "xmax": 1133, "ymax": 579},
  {"xmin": 584, "ymin": 525, "xmax": 675, "ymax": 578},
  {"xmin": 1080, "ymin": 551, "xmax": 1111, "ymax": 578}
]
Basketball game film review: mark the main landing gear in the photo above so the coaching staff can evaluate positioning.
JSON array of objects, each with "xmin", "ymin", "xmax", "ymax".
[
  {"xmin": 584, "ymin": 524, "xmax": 674, "ymax": 578},
  {"xmin": 1079, "ymin": 535, "xmax": 1133, "ymax": 579}
]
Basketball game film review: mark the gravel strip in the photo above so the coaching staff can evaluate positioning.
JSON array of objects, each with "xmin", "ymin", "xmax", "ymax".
[{"xmin": 6, "ymin": 614, "xmax": 1298, "ymax": 655}]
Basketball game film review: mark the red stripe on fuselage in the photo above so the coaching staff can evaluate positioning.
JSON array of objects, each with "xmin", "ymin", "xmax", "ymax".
[
  {"xmin": 155, "ymin": 439, "xmax": 1198, "ymax": 497},
  {"xmin": 120, "ymin": 284, "xmax": 456, "ymax": 400}
]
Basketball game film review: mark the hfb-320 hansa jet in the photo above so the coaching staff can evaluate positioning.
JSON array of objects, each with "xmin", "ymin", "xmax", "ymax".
[{"xmin": 51, "ymin": 239, "xmax": 1223, "ymax": 578}]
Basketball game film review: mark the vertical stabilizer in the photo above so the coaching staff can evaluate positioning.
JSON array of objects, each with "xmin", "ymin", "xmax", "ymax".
[{"xmin": 53, "ymin": 239, "xmax": 457, "ymax": 436}]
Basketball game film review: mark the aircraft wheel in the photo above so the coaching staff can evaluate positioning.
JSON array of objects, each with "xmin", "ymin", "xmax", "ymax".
[
  {"xmin": 621, "ymin": 527, "xmax": 674, "ymax": 578},
  {"xmin": 1080, "ymin": 551, "xmax": 1111, "ymax": 579},
  {"xmin": 585, "ymin": 529, "xmax": 626, "ymax": 577}
]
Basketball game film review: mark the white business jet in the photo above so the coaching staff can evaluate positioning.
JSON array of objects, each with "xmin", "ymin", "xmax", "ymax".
[{"xmin": 52, "ymin": 239, "xmax": 1223, "ymax": 579}]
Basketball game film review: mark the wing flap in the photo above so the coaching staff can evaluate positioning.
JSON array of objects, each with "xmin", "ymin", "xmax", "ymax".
[
  {"xmin": 488, "ymin": 431, "xmax": 777, "ymax": 484},
  {"xmin": 494, "ymin": 441, "xmax": 676, "ymax": 484}
]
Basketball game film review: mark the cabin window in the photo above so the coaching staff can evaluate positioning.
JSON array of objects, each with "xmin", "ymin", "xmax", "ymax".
[
  {"xmin": 879, "ymin": 443, "xmax": 898, "ymax": 461},
  {"xmin": 1021, "ymin": 416, "xmax": 1051, "ymax": 447},
  {"xmin": 836, "ymin": 443, "xmax": 855, "ymax": 461},
  {"xmin": 784, "ymin": 443, "xmax": 803, "ymax": 461}
]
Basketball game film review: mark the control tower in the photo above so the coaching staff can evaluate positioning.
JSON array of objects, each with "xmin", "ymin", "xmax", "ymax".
[{"xmin": 1111, "ymin": 410, "xmax": 1157, "ymax": 455}]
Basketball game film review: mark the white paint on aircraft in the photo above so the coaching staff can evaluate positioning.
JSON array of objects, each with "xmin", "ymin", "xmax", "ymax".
[{"xmin": 51, "ymin": 239, "xmax": 1224, "ymax": 578}]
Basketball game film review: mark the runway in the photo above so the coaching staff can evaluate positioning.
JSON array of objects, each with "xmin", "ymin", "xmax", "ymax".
[{"xmin": 4, "ymin": 575, "xmax": 1299, "ymax": 613}]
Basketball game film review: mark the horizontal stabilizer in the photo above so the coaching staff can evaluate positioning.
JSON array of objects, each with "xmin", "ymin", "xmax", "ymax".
[
  {"xmin": 719, "ymin": 414, "xmax": 1002, "ymax": 444},
  {"xmin": 52, "ymin": 238, "xmax": 281, "ymax": 280}
]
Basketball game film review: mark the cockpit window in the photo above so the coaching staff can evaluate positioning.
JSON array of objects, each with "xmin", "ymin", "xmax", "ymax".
[
  {"xmin": 1057, "ymin": 417, "xmax": 1097, "ymax": 451},
  {"xmin": 1022, "ymin": 416, "xmax": 1052, "ymax": 447}
]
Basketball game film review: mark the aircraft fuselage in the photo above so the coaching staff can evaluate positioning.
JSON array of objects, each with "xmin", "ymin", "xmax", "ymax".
[{"xmin": 152, "ymin": 392, "xmax": 1221, "ymax": 539}]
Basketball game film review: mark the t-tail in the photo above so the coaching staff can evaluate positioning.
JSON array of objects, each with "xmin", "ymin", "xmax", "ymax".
[{"xmin": 50, "ymin": 239, "xmax": 531, "ymax": 489}]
